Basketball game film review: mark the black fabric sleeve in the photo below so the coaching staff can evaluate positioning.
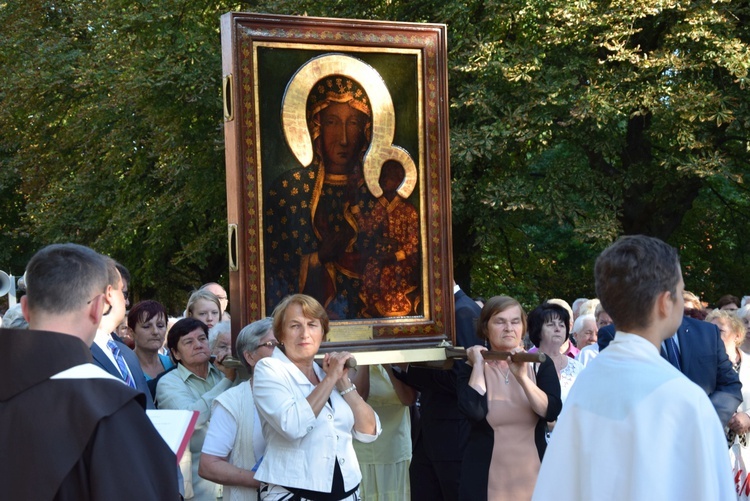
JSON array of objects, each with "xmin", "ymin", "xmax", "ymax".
[
  {"xmin": 86, "ymin": 400, "xmax": 181, "ymax": 500},
  {"xmin": 533, "ymin": 358, "xmax": 562, "ymax": 460},
  {"xmin": 394, "ymin": 364, "xmax": 459, "ymax": 395},
  {"xmin": 456, "ymin": 360, "xmax": 488, "ymax": 422},
  {"xmin": 536, "ymin": 357, "xmax": 562, "ymax": 422}
]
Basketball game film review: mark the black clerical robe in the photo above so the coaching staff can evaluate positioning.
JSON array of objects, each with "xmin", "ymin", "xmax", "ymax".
[{"xmin": 0, "ymin": 328, "xmax": 179, "ymax": 500}]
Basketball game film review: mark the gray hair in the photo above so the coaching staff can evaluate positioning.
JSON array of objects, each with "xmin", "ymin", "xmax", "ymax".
[
  {"xmin": 737, "ymin": 305, "xmax": 750, "ymax": 321},
  {"xmin": 208, "ymin": 320, "xmax": 231, "ymax": 350},
  {"xmin": 571, "ymin": 298, "xmax": 588, "ymax": 317},
  {"xmin": 236, "ymin": 317, "xmax": 274, "ymax": 372},
  {"xmin": 24, "ymin": 243, "xmax": 108, "ymax": 315},
  {"xmin": 2, "ymin": 303, "xmax": 28, "ymax": 329},
  {"xmin": 594, "ymin": 302, "xmax": 605, "ymax": 319},
  {"xmin": 572, "ymin": 314, "xmax": 596, "ymax": 335},
  {"xmin": 577, "ymin": 299, "xmax": 600, "ymax": 317}
]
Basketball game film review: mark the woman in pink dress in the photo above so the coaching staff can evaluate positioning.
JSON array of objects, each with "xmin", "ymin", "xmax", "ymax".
[{"xmin": 457, "ymin": 296, "xmax": 562, "ymax": 501}]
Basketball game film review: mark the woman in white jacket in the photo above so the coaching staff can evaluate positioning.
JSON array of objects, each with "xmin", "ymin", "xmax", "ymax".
[{"xmin": 253, "ymin": 294, "xmax": 381, "ymax": 500}]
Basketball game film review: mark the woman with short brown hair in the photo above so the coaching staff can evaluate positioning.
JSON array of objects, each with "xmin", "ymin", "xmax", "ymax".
[
  {"xmin": 253, "ymin": 294, "xmax": 381, "ymax": 500},
  {"xmin": 458, "ymin": 296, "xmax": 561, "ymax": 501}
]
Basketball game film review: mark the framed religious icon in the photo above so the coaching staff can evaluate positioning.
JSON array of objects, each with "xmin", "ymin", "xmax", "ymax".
[{"xmin": 220, "ymin": 12, "xmax": 454, "ymax": 353}]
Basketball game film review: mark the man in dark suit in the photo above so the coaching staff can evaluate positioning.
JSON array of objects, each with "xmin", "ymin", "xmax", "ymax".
[
  {"xmin": 394, "ymin": 281, "xmax": 482, "ymax": 500},
  {"xmin": 91, "ymin": 257, "xmax": 155, "ymax": 409},
  {"xmin": 454, "ymin": 284, "xmax": 484, "ymax": 348},
  {"xmin": 598, "ymin": 314, "xmax": 741, "ymax": 427}
]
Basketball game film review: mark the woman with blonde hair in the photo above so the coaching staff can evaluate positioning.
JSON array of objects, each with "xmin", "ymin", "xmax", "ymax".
[
  {"xmin": 706, "ymin": 309, "xmax": 750, "ymax": 493},
  {"xmin": 706, "ymin": 309, "xmax": 750, "ymax": 436},
  {"xmin": 736, "ymin": 305, "xmax": 750, "ymax": 353},
  {"xmin": 187, "ymin": 289, "xmax": 222, "ymax": 329}
]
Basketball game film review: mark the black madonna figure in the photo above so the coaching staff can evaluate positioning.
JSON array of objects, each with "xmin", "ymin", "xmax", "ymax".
[{"xmin": 265, "ymin": 74, "xmax": 377, "ymax": 319}]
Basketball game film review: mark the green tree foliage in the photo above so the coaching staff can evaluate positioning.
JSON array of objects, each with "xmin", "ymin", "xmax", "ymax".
[
  {"xmin": 1, "ymin": 0, "xmax": 747, "ymax": 313},
  {"xmin": 0, "ymin": 0, "xmax": 243, "ymax": 310},
  {"xmin": 442, "ymin": 0, "xmax": 750, "ymax": 304}
]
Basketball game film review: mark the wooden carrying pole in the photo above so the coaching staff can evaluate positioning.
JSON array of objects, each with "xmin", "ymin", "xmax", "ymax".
[
  {"xmin": 312, "ymin": 345, "xmax": 546, "ymax": 369},
  {"xmin": 445, "ymin": 347, "xmax": 547, "ymax": 363}
]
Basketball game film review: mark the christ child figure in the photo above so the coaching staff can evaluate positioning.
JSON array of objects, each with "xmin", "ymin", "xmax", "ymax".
[{"xmin": 357, "ymin": 160, "xmax": 420, "ymax": 317}]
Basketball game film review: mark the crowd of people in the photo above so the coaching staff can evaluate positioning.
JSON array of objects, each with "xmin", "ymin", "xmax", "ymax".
[{"xmin": 1, "ymin": 237, "xmax": 749, "ymax": 500}]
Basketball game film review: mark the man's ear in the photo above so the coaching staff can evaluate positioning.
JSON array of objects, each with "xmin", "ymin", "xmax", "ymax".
[
  {"xmin": 88, "ymin": 294, "xmax": 106, "ymax": 327},
  {"xmin": 655, "ymin": 290, "xmax": 673, "ymax": 320},
  {"xmin": 104, "ymin": 284, "xmax": 114, "ymax": 304},
  {"xmin": 101, "ymin": 284, "xmax": 114, "ymax": 316},
  {"xmin": 20, "ymin": 295, "xmax": 30, "ymax": 323}
]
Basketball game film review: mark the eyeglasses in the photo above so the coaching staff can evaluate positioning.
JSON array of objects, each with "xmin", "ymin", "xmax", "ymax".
[
  {"xmin": 255, "ymin": 341, "xmax": 279, "ymax": 350},
  {"xmin": 86, "ymin": 293, "xmax": 112, "ymax": 315},
  {"xmin": 86, "ymin": 293, "xmax": 105, "ymax": 305}
]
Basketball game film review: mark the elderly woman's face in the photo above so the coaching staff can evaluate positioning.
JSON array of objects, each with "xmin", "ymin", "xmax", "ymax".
[
  {"xmin": 281, "ymin": 303, "xmax": 324, "ymax": 364},
  {"xmin": 574, "ymin": 319, "xmax": 598, "ymax": 348},
  {"xmin": 212, "ymin": 331, "xmax": 232, "ymax": 361},
  {"xmin": 711, "ymin": 318, "xmax": 742, "ymax": 347},
  {"xmin": 252, "ymin": 331, "xmax": 277, "ymax": 365},
  {"xmin": 191, "ymin": 299, "xmax": 220, "ymax": 329},
  {"xmin": 540, "ymin": 315, "xmax": 567, "ymax": 348},
  {"xmin": 320, "ymin": 102, "xmax": 367, "ymax": 173},
  {"xmin": 743, "ymin": 316, "xmax": 750, "ymax": 336},
  {"xmin": 173, "ymin": 327, "xmax": 211, "ymax": 369},
  {"xmin": 487, "ymin": 306, "xmax": 524, "ymax": 351}
]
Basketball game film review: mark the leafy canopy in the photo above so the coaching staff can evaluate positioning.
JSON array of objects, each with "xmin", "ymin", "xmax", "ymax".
[{"xmin": 1, "ymin": 0, "xmax": 747, "ymax": 311}]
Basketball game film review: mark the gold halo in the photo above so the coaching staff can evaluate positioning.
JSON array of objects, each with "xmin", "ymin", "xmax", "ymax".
[
  {"xmin": 282, "ymin": 53, "xmax": 417, "ymax": 199},
  {"xmin": 366, "ymin": 145, "xmax": 418, "ymax": 199}
]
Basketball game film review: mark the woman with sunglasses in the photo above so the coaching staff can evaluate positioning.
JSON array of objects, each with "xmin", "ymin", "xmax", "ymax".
[{"xmin": 199, "ymin": 318, "xmax": 277, "ymax": 501}]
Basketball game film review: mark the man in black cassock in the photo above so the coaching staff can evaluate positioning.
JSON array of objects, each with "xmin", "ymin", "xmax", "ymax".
[{"xmin": 0, "ymin": 243, "xmax": 180, "ymax": 500}]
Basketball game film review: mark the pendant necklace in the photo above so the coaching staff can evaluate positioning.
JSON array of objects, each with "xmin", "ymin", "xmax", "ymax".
[
  {"xmin": 499, "ymin": 366, "xmax": 510, "ymax": 384},
  {"xmin": 489, "ymin": 360, "xmax": 511, "ymax": 384}
]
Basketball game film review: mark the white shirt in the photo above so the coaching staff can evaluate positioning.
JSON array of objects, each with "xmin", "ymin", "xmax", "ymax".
[
  {"xmin": 92, "ymin": 329, "xmax": 131, "ymax": 380},
  {"xmin": 201, "ymin": 381, "xmax": 263, "ymax": 501},
  {"xmin": 576, "ymin": 343, "xmax": 599, "ymax": 366},
  {"xmin": 533, "ymin": 332, "xmax": 735, "ymax": 501},
  {"xmin": 202, "ymin": 383, "xmax": 266, "ymax": 462},
  {"xmin": 253, "ymin": 349, "xmax": 381, "ymax": 492}
]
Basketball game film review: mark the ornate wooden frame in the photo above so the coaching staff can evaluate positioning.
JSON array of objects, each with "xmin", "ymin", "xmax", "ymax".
[{"xmin": 220, "ymin": 12, "xmax": 454, "ymax": 350}]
